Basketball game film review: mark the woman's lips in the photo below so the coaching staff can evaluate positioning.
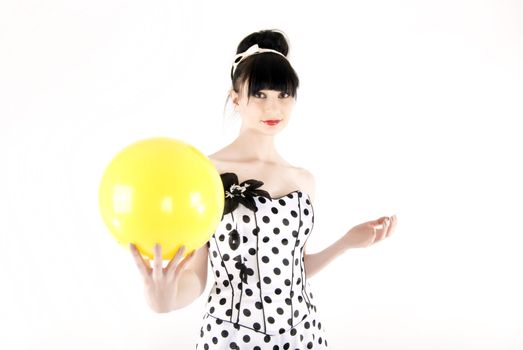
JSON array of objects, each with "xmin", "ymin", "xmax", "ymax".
[{"xmin": 262, "ymin": 120, "xmax": 281, "ymax": 126}]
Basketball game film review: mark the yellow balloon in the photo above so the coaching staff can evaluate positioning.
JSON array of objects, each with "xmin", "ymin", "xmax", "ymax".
[{"xmin": 99, "ymin": 137, "xmax": 224, "ymax": 260}]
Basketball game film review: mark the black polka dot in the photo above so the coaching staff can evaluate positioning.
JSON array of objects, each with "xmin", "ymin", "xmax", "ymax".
[
  {"xmin": 242, "ymin": 215, "xmax": 250, "ymax": 223},
  {"xmin": 262, "ymin": 216, "xmax": 270, "ymax": 223}
]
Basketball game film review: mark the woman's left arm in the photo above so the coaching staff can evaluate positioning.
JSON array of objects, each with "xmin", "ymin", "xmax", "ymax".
[
  {"xmin": 301, "ymin": 169, "xmax": 398, "ymax": 278},
  {"xmin": 304, "ymin": 215, "xmax": 397, "ymax": 278}
]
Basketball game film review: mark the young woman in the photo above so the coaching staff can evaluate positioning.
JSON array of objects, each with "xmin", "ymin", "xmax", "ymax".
[{"xmin": 130, "ymin": 29, "xmax": 398, "ymax": 350}]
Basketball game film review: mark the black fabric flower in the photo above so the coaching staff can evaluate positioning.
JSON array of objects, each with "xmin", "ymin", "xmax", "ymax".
[{"xmin": 220, "ymin": 172, "xmax": 272, "ymax": 216}]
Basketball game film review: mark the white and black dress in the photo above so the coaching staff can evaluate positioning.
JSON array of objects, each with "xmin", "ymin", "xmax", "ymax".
[{"xmin": 196, "ymin": 173, "xmax": 329, "ymax": 350}]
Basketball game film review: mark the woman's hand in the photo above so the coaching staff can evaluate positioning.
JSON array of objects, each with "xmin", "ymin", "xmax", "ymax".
[
  {"xmin": 130, "ymin": 243, "xmax": 196, "ymax": 313},
  {"xmin": 342, "ymin": 215, "xmax": 398, "ymax": 249}
]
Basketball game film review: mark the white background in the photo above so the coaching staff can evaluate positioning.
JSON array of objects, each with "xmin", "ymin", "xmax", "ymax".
[{"xmin": 1, "ymin": 0, "xmax": 522, "ymax": 349}]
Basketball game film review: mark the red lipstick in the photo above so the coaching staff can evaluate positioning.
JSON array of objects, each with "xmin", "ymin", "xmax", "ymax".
[{"xmin": 262, "ymin": 120, "xmax": 281, "ymax": 126}]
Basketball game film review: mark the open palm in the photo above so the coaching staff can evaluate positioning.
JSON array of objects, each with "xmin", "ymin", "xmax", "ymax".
[{"xmin": 343, "ymin": 215, "xmax": 398, "ymax": 249}]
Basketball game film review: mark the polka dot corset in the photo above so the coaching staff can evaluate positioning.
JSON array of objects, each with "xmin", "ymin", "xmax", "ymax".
[{"xmin": 205, "ymin": 173, "xmax": 317, "ymax": 336}]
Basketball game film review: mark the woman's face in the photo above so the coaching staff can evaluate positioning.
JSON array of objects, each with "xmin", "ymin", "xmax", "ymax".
[{"xmin": 231, "ymin": 82, "xmax": 296, "ymax": 135}]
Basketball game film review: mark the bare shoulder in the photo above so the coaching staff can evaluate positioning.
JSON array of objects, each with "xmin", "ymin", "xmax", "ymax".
[
  {"xmin": 207, "ymin": 151, "xmax": 230, "ymax": 174},
  {"xmin": 293, "ymin": 166, "xmax": 316, "ymax": 202}
]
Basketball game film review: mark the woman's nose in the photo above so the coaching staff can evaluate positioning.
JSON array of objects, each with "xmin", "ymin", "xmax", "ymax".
[{"xmin": 264, "ymin": 97, "xmax": 280, "ymax": 113}]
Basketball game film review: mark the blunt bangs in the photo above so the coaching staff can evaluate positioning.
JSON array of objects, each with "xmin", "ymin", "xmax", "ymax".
[{"xmin": 237, "ymin": 53, "xmax": 299, "ymax": 99}]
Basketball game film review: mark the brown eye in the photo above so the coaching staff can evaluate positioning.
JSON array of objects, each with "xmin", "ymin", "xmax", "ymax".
[
  {"xmin": 279, "ymin": 92, "xmax": 290, "ymax": 98},
  {"xmin": 253, "ymin": 92, "xmax": 264, "ymax": 98}
]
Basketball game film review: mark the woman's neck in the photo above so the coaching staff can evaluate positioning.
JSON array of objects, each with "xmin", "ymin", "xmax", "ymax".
[{"xmin": 230, "ymin": 130, "xmax": 280, "ymax": 163}]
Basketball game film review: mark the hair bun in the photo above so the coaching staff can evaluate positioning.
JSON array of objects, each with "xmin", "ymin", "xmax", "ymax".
[{"xmin": 236, "ymin": 29, "xmax": 290, "ymax": 56}]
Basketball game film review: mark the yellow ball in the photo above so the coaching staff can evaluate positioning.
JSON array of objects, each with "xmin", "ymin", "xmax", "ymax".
[{"xmin": 99, "ymin": 137, "xmax": 224, "ymax": 260}]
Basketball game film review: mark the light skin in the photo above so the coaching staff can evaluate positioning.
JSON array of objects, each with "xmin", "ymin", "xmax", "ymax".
[{"xmin": 130, "ymin": 80, "xmax": 398, "ymax": 312}]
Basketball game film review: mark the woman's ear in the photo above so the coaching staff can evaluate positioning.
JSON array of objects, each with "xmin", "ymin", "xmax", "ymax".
[{"xmin": 229, "ymin": 89, "xmax": 239, "ymax": 106}]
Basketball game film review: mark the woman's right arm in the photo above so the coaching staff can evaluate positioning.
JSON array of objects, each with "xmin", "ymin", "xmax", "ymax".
[{"xmin": 130, "ymin": 242, "xmax": 208, "ymax": 313}]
